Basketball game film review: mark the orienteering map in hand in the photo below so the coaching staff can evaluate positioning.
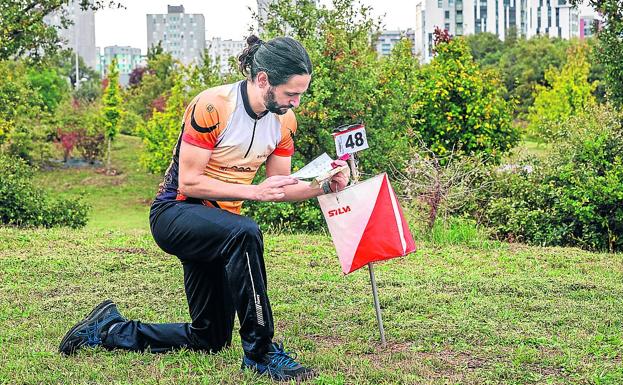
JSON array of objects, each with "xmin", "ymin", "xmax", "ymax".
[{"xmin": 290, "ymin": 153, "xmax": 334, "ymax": 180}]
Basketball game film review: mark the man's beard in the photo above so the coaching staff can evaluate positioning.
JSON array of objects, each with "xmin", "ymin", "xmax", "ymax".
[{"xmin": 264, "ymin": 86, "xmax": 292, "ymax": 115}]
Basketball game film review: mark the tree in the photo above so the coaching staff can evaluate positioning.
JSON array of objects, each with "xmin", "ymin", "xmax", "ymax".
[
  {"xmin": 570, "ymin": 0, "xmax": 623, "ymax": 107},
  {"xmin": 413, "ymin": 29, "xmax": 518, "ymax": 160},
  {"xmin": 364, "ymin": 38, "xmax": 419, "ymax": 174},
  {"xmin": 139, "ymin": 71, "xmax": 186, "ymax": 174},
  {"xmin": 0, "ymin": 0, "xmax": 122, "ymax": 60},
  {"xmin": 0, "ymin": 60, "xmax": 50, "ymax": 162},
  {"xmin": 259, "ymin": 0, "xmax": 384, "ymax": 167},
  {"xmin": 496, "ymin": 36, "xmax": 570, "ymax": 116},
  {"xmin": 124, "ymin": 49, "xmax": 176, "ymax": 119},
  {"xmin": 102, "ymin": 58, "xmax": 122, "ymax": 173},
  {"xmin": 27, "ymin": 67, "xmax": 69, "ymax": 113},
  {"xmin": 465, "ymin": 32, "xmax": 505, "ymax": 68},
  {"xmin": 527, "ymin": 42, "xmax": 596, "ymax": 141},
  {"xmin": 128, "ymin": 66, "xmax": 147, "ymax": 87}
]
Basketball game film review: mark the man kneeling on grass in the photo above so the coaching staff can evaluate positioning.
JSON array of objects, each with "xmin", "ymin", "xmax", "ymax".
[{"xmin": 58, "ymin": 35, "xmax": 350, "ymax": 382}]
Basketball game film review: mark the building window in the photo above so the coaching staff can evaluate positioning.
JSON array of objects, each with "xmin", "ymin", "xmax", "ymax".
[
  {"xmin": 438, "ymin": 0, "xmax": 443, "ymax": 7},
  {"xmin": 445, "ymin": 10, "xmax": 450, "ymax": 18}
]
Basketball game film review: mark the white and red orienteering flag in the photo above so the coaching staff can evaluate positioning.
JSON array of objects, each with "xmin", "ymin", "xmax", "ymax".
[{"xmin": 317, "ymin": 173, "xmax": 416, "ymax": 274}]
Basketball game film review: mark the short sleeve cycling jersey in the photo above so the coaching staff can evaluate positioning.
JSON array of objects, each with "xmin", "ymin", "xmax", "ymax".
[{"xmin": 155, "ymin": 80, "xmax": 297, "ymax": 214}]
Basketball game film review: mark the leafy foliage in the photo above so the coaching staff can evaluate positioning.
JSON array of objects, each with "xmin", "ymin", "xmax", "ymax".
[
  {"xmin": 413, "ymin": 31, "xmax": 518, "ymax": 160},
  {"xmin": 469, "ymin": 36, "xmax": 571, "ymax": 117},
  {"xmin": 464, "ymin": 32, "xmax": 505, "ymax": 68},
  {"xmin": 0, "ymin": 153, "xmax": 89, "ymax": 228},
  {"xmin": 139, "ymin": 72, "xmax": 186, "ymax": 174},
  {"xmin": 124, "ymin": 48, "xmax": 176, "ymax": 120},
  {"xmin": 53, "ymin": 101, "xmax": 106, "ymax": 163},
  {"xmin": 103, "ymin": 58, "xmax": 122, "ymax": 171},
  {"xmin": 26, "ymin": 67, "xmax": 69, "ymax": 113},
  {"xmin": 570, "ymin": 0, "xmax": 623, "ymax": 107},
  {"xmin": 0, "ymin": 0, "xmax": 122, "ymax": 60},
  {"xmin": 483, "ymin": 104, "xmax": 623, "ymax": 252},
  {"xmin": 0, "ymin": 60, "xmax": 54, "ymax": 163},
  {"xmin": 527, "ymin": 42, "xmax": 596, "ymax": 141},
  {"xmin": 260, "ymin": 0, "xmax": 384, "ymax": 171}
]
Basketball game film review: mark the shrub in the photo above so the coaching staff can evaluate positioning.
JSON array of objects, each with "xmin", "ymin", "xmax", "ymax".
[
  {"xmin": 118, "ymin": 110, "xmax": 144, "ymax": 136},
  {"xmin": 139, "ymin": 72, "xmax": 186, "ymax": 174},
  {"xmin": 482, "ymin": 104, "xmax": 623, "ymax": 252},
  {"xmin": 398, "ymin": 145, "xmax": 492, "ymax": 231},
  {"xmin": 527, "ymin": 42, "xmax": 596, "ymax": 141},
  {"xmin": 27, "ymin": 67, "xmax": 69, "ymax": 113},
  {"xmin": 54, "ymin": 101, "xmax": 106, "ymax": 164},
  {"xmin": 242, "ymin": 199, "xmax": 325, "ymax": 233},
  {"xmin": 0, "ymin": 154, "xmax": 89, "ymax": 228},
  {"xmin": 413, "ymin": 30, "xmax": 519, "ymax": 161},
  {"xmin": 76, "ymin": 108, "xmax": 106, "ymax": 164}
]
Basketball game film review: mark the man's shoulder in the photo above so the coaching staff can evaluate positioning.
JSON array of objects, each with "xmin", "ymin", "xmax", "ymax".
[
  {"xmin": 276, "ymin": 109, "xmax": 297, "ymax": 125},
  {"xmin": 191, "ymin": 82, "xmax": 240, "ymax": 116}
]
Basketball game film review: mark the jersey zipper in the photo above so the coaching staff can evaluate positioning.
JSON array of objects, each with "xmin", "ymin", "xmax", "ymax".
[{"xmin": 244, "ymin": 118, "xmax": 257, "ymax": 158}]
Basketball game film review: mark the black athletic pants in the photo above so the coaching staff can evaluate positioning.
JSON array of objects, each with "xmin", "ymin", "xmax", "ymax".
[{"xmin": 102, "ymin": 200, "xmax": 274, "ymax": 360}]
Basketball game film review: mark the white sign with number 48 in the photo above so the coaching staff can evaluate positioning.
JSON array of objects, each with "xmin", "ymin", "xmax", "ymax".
[{"xmin": 333, "ymin": 124, "xmax": 369, "ymax": 157}]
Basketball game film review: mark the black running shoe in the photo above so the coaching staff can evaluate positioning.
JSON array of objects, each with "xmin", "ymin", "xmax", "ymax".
[
  {"xmin": 241, "ymin": 342, "xmax": 316, "ymax": 381},
  {"xmin": 58, "ymin": 299, "xmax": 126, "ymax": 355}
]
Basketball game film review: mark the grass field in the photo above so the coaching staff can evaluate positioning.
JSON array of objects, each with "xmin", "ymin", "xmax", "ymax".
[{"xmin": 1, "ymin": 136, "xmax": 622, "ymax": 384}]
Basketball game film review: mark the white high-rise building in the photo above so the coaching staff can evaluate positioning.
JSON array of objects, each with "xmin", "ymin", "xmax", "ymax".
[
  {"xmin": 147, "ymin": 5, "xmax": 206, "ymax": 65},
  {"xmin": 207, "ymin": 38, "xmax": 246, "ymax": 74},
  {"xmin": 376, "ymin": 29, "xmax": 416, "ymax": 56},
  {"xmin": 415, "ymin": 0, "xmax": 590, "ymax": 62},
  {"xmin": 44, "ymin": 0, "xmax": 97, "ymax": 69}
]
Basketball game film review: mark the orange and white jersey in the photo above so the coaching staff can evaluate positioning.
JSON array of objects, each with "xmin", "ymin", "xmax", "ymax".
[{"xmin": 155, "ymin": 80, "xmax": 297, "ymax": 214}]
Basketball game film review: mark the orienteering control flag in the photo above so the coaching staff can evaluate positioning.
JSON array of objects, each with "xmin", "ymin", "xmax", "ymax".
[{"xmin": 317, "ymin": 173, "xmax": 416, "ymax": 274}]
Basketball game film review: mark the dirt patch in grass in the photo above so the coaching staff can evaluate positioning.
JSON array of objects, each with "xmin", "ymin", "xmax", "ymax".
[
  {"xmin": 80, "ymin": 174, "xmax": 128, "ymax": 187},
  {"xmin": 305, "ymin": 333, "xmax": 348, "ymax": 347},
  {"xmin": 137, "ymin": 198, "xmax": 154, "ymax": 206},
  {"xmin": 107, "ymin": 247, "xmax": 149, "ymax": 255}
]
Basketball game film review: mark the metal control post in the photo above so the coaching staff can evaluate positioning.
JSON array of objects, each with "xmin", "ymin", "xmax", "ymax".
[{"xmin": 346, "ymin": 151, "xmax": 386, "ymax": 348}]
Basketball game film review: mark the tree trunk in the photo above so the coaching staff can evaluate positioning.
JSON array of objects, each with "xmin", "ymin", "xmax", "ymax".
[{"xmin": 106, "ymin": 137, "xmax": 112, "ymax": 174}]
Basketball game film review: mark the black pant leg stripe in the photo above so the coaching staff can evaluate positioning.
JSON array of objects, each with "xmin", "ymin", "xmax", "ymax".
[{"xmin": 245, "ymin": 252, "xmax": 266, "ymax": 327}]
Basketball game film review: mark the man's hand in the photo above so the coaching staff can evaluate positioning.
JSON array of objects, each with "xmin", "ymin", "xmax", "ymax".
[
  {"xmin": 254, "ymin": 175, "xmax": 299, "ymax": 201},
  {"xmin": 328, "ymin": 159, "xmax": 351, "ymax": 192}
]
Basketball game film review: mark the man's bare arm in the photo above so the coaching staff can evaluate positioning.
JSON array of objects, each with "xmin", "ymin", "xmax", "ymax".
[{"xmin": 178, "ymin": 141, "xmax": 298, "ymax": 202}]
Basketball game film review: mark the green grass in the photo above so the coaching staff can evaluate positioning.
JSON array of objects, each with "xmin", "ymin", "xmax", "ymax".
[
  {"xmin": 37, "ymin": 135, "xmax": 161, "ymax": 231},
  {"xmin": 1, "ymin": 135, "xmax": 623, "ymax": 384},
  {"xmin": 507, "ymin": 138, "xmax": 551, "ymax": 162}
]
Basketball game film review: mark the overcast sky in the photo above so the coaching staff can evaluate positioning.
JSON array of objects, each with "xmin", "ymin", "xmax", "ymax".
[{"xmin": 94, "ymin": 0, "xmax": 418, "ymax": 54}]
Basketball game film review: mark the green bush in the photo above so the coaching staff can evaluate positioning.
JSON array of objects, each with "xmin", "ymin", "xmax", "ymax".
[
  {"xmin": 27, "ymin": 67, "xmax": 69, "ymax": 113},
  {"xmin": 413, "ymin": 33, "xmax": 518, "ymax": 160},
  {"xmin": 118, "ymin": 110, "xmax": 144, "ymax": 136},
  {"xmin": 527, "ymin": 42, "xmax": 596, "ymax": 141},
  {"xmin": 0, "ymin": 60, "xmax": 49, "ymax": 161},
  {"xmin": 242, "ymin": 199, "xmax": 325, "ymax": 233},
  {"xmin": 0, "ymin": 154, "xmax": 89, "ymax": 228},
  {"xmin": 482, "ymin": 104, "xmax": 623, "ymax": 252}
]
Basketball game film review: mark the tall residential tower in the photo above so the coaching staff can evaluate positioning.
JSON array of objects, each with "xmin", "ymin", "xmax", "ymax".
[
  {"xmin": 415, "ymin": 0, "xmax": 584, "ymax": 62},
  {"xmin": 147, "ymin": 5, "xmax": 206, "ymax": 65},
  {"xmin": 44, "ymin": 0, "xmax": 97, "ymax": 69}
]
